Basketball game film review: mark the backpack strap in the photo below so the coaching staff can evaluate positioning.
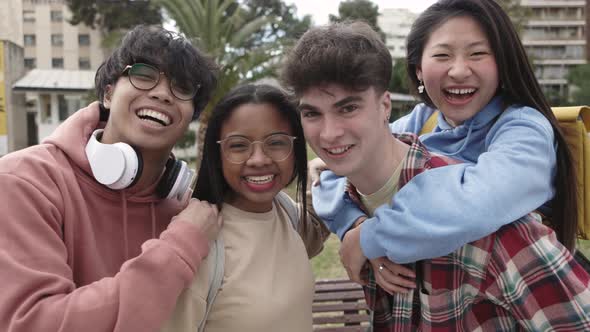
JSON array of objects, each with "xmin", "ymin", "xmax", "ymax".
[
  {"xmin": 419, "ymin": 111, "xmax": 439, "ymax": 135},
  {"xmin": 198, "ymin": 236, "xmax": 225, "ymax": 332},
  {"xmin": 275, "ymin": 191, "xmax": 299, "ymax": 230}
]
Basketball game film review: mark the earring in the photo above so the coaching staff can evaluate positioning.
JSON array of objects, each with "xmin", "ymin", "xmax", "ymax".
[{"xmin": 418, "ymin": 80, "xmax": 425, "ymax": 94}]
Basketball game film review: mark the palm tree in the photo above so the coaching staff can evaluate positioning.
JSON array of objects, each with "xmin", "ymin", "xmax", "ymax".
[{"xmin": 155, "ymin": 0, "xmax": 280, "ymax": 166}]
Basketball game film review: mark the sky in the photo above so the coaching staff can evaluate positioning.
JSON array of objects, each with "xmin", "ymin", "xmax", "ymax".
[{"xmin": 285, "ymin": 0, "xmax": 437, "ymax": 25}]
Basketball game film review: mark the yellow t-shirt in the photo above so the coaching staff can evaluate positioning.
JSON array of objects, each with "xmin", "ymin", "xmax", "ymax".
[{"xmin": 358, "ymin": 156, "xmax": 406, "ymax": 217}]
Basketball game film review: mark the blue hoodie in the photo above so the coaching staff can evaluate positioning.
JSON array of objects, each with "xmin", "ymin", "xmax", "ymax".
[{"xmin": 312, "ymin": 96, "xmax": 556, "ymax": 263}]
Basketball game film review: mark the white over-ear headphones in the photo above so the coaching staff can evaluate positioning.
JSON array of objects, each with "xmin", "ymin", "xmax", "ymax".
[{"xmin": 85, "ymin": 129, "xmax": 196, "ymax": 201}]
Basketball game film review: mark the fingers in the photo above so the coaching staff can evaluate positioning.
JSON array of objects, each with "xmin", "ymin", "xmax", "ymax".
[
  {"xmin": 308, "ymin": 158, "xmax": 328, "ymax": 187},
  {"xmin": 381, "ymin": 260, "xmax": 416, "ymax": 278},
  {"xmin": 370, "ymin": 258, "xmax": 416, "ymax": 295}
]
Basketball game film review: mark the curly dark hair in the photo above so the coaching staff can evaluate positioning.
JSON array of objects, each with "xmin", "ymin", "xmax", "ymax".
[{"xmin": 95, "ymin": 25, "xmax": 218, "ymax": 119}]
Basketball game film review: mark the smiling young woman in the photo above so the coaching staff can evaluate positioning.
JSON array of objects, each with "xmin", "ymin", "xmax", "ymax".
[{"xmin": 161, "ymin": 83, "xmax": 330, "ymax": 332}]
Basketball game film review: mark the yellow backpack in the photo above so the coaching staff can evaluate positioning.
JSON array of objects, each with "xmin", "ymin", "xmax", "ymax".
[{"xmin": 419, "ymin": 106, "xmax": 590, "ymax": 240}]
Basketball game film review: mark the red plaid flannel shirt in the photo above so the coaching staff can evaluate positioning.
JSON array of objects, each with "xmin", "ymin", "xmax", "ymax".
[{"xmin": 346, "ymin": 133, "xmax": 590, "ymax": 331}]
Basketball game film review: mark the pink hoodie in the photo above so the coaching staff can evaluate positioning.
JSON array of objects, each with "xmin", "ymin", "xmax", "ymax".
[{"xmin": 0, "ymin": 102, "xmax": 209, "ymax": 332}]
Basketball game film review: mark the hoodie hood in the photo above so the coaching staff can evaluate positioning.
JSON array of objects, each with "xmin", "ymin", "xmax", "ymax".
[
  {"xmin": 43, "ymin": 101, "xmax": 101, "ymax": 178},
  {"xmin": 420, "ymin": 96, "xmax": 505, "ymax": 162},
  {"xmin": 42, "ymin": 102, "xmax": 164, "ymax": 202}
]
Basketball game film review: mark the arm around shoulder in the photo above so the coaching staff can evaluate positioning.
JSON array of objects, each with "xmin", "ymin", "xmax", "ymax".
[
  {"xmin": 312, "ymin": 171, "xmax": 366, "ymax": 240},
  {"xmin": 0, "ymin": 172, "xmax": 210, "ymax": 332}
]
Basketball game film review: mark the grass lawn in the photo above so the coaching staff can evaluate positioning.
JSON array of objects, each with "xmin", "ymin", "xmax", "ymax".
[
  {"xmin": 578, "ymin": 239, "xmax": 590, "ymax": 258},
  {"xmin": 311, "ymin": 235, "xmax": 347, "ymax": 279}
]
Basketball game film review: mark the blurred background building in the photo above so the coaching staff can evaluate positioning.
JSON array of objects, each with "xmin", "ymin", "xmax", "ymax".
[{"xmin": 519, "ymin": 0, "xmax": 587, "ymax": 102}]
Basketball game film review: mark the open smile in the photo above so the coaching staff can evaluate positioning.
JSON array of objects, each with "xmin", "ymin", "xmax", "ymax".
[
  {"xmin": 443, "ymin": 88, "xmax": 477, "ymax": 105},
  {"xmin": 323, "ymin": 144, "xmax": 354, "ymax": 156},
  {"xmin": 136, "ymin": 108, "xmax": 172, "ymax": 127},
  {"xmin": 242, "ymin": 174, "xmax": 277, "ymax": 192}
]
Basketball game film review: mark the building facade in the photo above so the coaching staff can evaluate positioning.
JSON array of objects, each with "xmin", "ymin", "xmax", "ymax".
[
  {"xmin": 0, "ymin": 0, "xmax": 27, "ymax": 155},
  {"xmin": 13, "ymin": 0, "xmax": 103, "ymax": 146},
  {"xmin": 22, "ymin": 0, "xmax": 105, "ymax": 71},
  {"xmin": 378, "ymin": 8, "xmax": 417, "ymax": 59},
  {"xmin": 520, "ymin": 0, "xmax": 587, "ymax": 102}
]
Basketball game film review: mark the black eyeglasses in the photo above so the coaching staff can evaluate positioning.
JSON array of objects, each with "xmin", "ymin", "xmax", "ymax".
[
  {"xmin": 122, "ymin": 63, "xmax": 200, "ymax": 101},
  {"xmin": 217, "ymin": 134, "xmax": 297, "ymax": 164}
]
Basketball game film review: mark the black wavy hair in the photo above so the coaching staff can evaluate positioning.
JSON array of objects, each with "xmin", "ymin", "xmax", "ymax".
[{"xmin": 95, "ymin": 25, "xmax": 218, "ymax": 120}]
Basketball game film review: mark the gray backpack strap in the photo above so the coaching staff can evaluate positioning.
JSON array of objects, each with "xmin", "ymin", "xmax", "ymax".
[
  {"xmin": 198, "ymin": 236, "xmax": 224, "ymax": 332},
  {"xmin": 275, "ymin": 191, "xmax": 299, "ymax": 229}
]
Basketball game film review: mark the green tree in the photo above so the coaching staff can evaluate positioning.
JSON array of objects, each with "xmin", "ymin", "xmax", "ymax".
[
  {"xmin": 389, "ymin": 59, "xmax": 409, "ymax": 94},
  {"xmin": 154, "ymin": 0, "xmax": 293, "ymax": 166},
  {"xmin": 66, "ymin": 0, "xmax": 162, "ymax": 48},
  {"xmin": 498, "ymin": 0, "xmax": 531, "ymax": 33},
  {"xmin": 241, "ymin": 0, "xmax": 311, "ymax": 48},
  {"xmin": 66, "ymin": 0, "xmax": 161, "ymax": 31},
  {"xmin": 329, "ymin": 0, "xmax": 386, "ymax": 41},
  {"xmin": 568, "ymin": 64, "xmax": 590, "ymax": 105}
]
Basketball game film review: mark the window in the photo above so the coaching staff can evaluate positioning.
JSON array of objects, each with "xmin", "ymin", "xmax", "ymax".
[
  {"xmin": 50, "ymin": 10, "xmax": 63, "ymax": 22},
  {"xmin": 51, "ymin": 34, "xmax": 63, "ymax": 47},
  {"xmin": 79, "ymin": 57, "xmax": 91, "ymax": 70},
  {"xmin": 78, "ymin": 34, "xmax": 90, "ymax": 46},
  {"xmin": 52, "ymin": 58, "xmax": 64, "ymax": 69},
  {"xmin": 24, "ymin": 58, "xmax": 36, "ymax": 69},
  {"xmin": 58, "ymin": 95, "xmax": 69, "ymax": 121},
  {"xmin": 24, "ymin": 34, "xmax": 36, "ymax": 47},
  {"xmin": 23, "ymin": 10, "xmax": 35, "ymax": 22}
]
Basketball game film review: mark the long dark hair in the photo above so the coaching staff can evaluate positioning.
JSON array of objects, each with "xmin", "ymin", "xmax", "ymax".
[
  {"xmin": 406, "ymin": 0, "xmax": 578, "ymax": 250},
  {"xmin": 194, "ymin": 84, "xmax": 308, "ymax": 219}
]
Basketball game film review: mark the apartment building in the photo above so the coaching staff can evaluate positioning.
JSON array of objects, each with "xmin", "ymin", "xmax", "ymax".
[
  {"xmin": 9, "ymin": 0, "xmax": 105, "ymax": 146},
  {"xmin": 0, "ymin": 0, "xmax": 27, "ymax": 155},
  {"xmin": 520, "ymin": 0, "xmax": 587, "ymax": 102},
  {"xmin": 22, "ymin": 0, "xmax": 105, "ymax": 71},
  {"xmin": 378, "ymin": 8, "xmax": 417, "ymax": 59}
]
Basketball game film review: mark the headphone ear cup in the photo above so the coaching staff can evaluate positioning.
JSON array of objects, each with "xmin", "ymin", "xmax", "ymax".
[
  {"xmin": 156, "ymin": 158, "xmax": 181, "ymax": 198},
  {"xmin": 108, "ymin": 142, "xmax": 142, "ymax": 190}
]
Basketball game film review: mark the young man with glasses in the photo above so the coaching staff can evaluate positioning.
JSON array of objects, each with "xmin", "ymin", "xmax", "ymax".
[{"xmin": 0, "ymin": 26, "xmax": 222, "ymax": 331}]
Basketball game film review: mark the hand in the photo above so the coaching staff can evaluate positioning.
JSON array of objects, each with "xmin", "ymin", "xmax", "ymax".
[
  {"xmin": 369, "ymin": 257, "xmax": 416, "ymax": 294},
  {"xmin": 171, "ymin": 198, "xmax": 223, "ymax": 242},
  {"xmin": 339, "ymin": 226, "xmax": 368, "ymax": 285},
  {"xmin": 308, "ymin": 158, "xmax": 329, "ymax": 187}
]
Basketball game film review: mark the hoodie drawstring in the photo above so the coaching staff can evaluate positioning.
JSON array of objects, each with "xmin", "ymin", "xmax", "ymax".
[
  {"xmin": 121, "ymin": 191, "xmax": 129, "ymax": 260},
  {"xmin": 150, "ymin": 203, "xmax": 156, "ymax": 239},
  {"xmin": 447, "ymin": 120, "xmax": 475, "ymax": 157}
]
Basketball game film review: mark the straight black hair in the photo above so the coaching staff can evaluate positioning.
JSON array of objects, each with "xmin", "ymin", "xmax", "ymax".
[{"xmin": 406, "ymin": 0, "xmax": 578, "ymax": 250}]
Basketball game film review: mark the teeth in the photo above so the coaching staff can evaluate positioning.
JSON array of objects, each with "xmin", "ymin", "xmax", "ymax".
[
  {"xmin": 245, "ymin": 175, "xmax": 274, "ymax": 184},
  {"xmin": 446, "ymin": 88, "xmax": 476, "ymax": 95},
  {"xmin": 137, "ymin": 109, "xmax": 171, "ymax": 126},
  {"xmin": 326, "ymin": 146, "xmax": 351, "ymax": 155}
]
